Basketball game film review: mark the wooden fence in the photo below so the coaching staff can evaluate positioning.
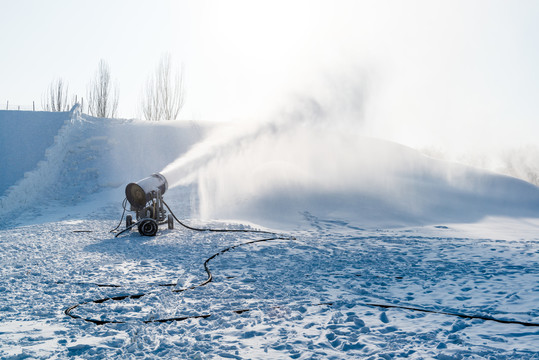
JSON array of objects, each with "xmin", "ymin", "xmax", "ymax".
[{"xmin": 3, "ymin": 101, "xmax": 37, "ymax": 111}]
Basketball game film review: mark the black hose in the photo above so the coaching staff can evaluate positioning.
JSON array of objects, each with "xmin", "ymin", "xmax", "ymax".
[
  {"xmin": 162, "ymin": 199, "xmax": 278, "ymax": 236},
  {"xmin": 64, "ymin": 236, "xmax": 290, "ymax": 324},
  {"xmin": 362, "ymin": 302, "xmax": 539, "ymax": 327},
  {"xmin": 66, "ymin": 200, "xmax": 539, "ymax": 328},
  {"xmin": 109, "ymin": 198, "xmax": 128, "ymax": 233},
  {"xmin": 113, "ymin": 219, "xmax": 141, "ymax": 238}
]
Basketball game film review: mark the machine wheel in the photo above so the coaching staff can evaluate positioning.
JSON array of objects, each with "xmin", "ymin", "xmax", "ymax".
[
  {"xmin": 126, "ymin": 215, "xmax": 133, "ymax": 228},
  {"xmin": 168, "ymin": 214, "xmax": 174, "ymax": 230},
  {"xmin": 138, "ymin": 219, "xmax": 158, "ymax": 236}
]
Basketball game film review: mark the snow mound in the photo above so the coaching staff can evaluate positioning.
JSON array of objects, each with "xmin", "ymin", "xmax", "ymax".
[{"xmin": 162, "ymin": 117, "xmax": 539, "ymax": 229}]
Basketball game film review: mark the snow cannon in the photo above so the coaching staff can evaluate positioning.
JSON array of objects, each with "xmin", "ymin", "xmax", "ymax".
[{"xmin": 124, "ymin": 173, "xmax": 174, "ymax": 236}]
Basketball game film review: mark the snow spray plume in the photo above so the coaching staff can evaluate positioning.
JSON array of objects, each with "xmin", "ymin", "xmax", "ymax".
[
  {"xmin": 160, "ymin": 70, "xmax": 371, "ymax": 189},
  {"xmin": 159, "ymin": 77, "xmax": 407, "ymax": 227}
]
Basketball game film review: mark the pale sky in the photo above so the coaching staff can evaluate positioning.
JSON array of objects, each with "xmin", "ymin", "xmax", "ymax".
[{"xmin": 1, "ymin": 0, "xmax": 539, "ymax": 151}]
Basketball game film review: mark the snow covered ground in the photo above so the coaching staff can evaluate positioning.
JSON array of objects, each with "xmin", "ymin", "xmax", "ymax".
[{"xmin": 1, "ymin": 108, "xmax": 539, "ymax": 359}]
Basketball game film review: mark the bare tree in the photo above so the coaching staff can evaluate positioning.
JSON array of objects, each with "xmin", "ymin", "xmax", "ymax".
[
  {"xmin": 141, "ymin": 54, "xmax": 185, "ymax": 121},
  {"xmin": 87, "ymin": 59, "xmax": 119, "ymax": 118},
  {"xmin": 42, "ymin": 78, "xmax": 72, "ymax": 112}
]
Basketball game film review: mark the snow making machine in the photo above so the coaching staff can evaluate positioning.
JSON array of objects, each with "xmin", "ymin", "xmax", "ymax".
[{"xmin": 124, "ymin": 173, "xmax": 174, "ymax": 236}]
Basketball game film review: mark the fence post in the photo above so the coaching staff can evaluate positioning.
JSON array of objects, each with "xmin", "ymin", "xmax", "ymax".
[
  {"xmin": 33, "ymin": 101, "xmax": 35, "ymax": 111},
  {"xmin": 6, "ymin": 101, "xmax": 8, "ymax": 110}
]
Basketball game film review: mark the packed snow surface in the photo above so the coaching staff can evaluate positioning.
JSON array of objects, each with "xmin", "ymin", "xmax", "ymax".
[{"xmin": 1, "ymin": 108, "xmax": 539, "ymax": 359}]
